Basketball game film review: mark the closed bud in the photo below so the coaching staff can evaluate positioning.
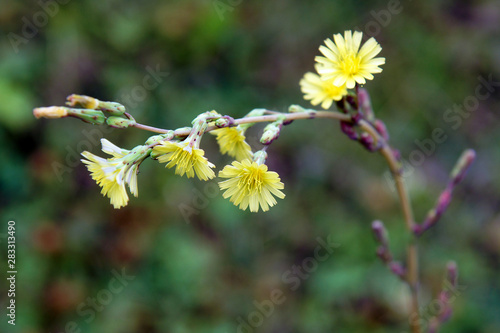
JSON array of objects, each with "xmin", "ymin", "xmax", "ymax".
[
  {"xmin": 260, "ymin": 122, "xmax": 282, "ymax": 145},
  {"xmin": 374, "ymin": 120, "xmax": 389, "ymax": 141},
  {"xmin": 66, "ymin": 94, "xmax": 125, "ymax": 116},
  {"xmin": 288, "ymin": 104, "xmax": 306, "ymax": 113},
  {"xmin": 106, "ymin": 116, "xmax": 136, "ymax": 129},
  {"xmin": 67, "ymin": 108, "xmax": 106, "ymax": 125},
  {"xmin": 450, "ymin": 149, "xmax": 476, "ymax": 186},
  {"xmin": 97, "ymin": 101, "xmax": 126, "ymax": 116},
  {"xmin": 447, "ymin": 261, "xmax": 458, "ymax": 288},
  {"xmin": 215, "ymin": 117, "xmax": 231, "ymax": 128},
  {"xmin": 66, "ymin": 94, "xmax": 99, "ymax": 109},
  {"xmin": 358, "ymin": 88, "xmax": 375, "ymax": 121},
  {"xmin": 389, "ymin": 262, "xmax": 406, "ymax": 278},
  {"xmin": 145, "ymin": 132, "xmax": 174, "ymax": 145},
  {"xmin": 371, "ymin": 220, "xmax": 389, "ymax": 246},
  {"xmin": 253, "ymin": 150, "xmax": 268, "ymax": 165},
  {"xmin": 33, "ymin": 106, "xmax": 68, "ymax": 119}
]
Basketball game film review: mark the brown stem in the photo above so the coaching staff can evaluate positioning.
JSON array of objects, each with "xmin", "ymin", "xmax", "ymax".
[{"xmin": 359, "ymin": 119, "xmax": 421, "ymax": 333}]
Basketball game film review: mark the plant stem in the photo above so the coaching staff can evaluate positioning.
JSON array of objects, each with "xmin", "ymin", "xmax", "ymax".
[
  {"xmin": 132, "ymin": 110, "xmax": 351, "ymax": 136},
  {"xmin": 134, "ymin": 108, "xmax": 422, "ymax": 333},
  {"xmin": 131, "ymin": 122, "xmax": 172, "ymax": 133},
  {"xmin": 363, "ymin": 120, "xmax": 420, "ymax": 333}
]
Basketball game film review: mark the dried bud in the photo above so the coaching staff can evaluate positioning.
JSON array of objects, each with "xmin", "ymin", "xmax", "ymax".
[
  {"xmin": 106, "ymin": 116, "xmax": 136, "ymax": 129},
  {"xmin": 33, "ymin": 107, "xmax": 68, "ymax": 119}
]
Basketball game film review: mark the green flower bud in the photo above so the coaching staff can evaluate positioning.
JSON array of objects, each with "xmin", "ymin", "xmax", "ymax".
[
  {"xmin": 253, "ymin": 150, "xmax": 268, "ymax": 165},
  {"xmin": 106, "ymin": 116, "xmax": 136, "ymax": 129},
  {"xmin": 66, "ymin": 94, "xmax": 126, "ymax": 116},
  {"xmin": 260, "ymin": 121, "xmax": 283, "ymax": 145},
  {"xmin": 215, "ymin": 117, "xmax": 231, "ymax": 128},
  {"xmin": 288, "ymin": 104, "xmax": 306, "ymax": 113},
  {"xmin": 145, "ymin": 132, "xmax": 175, "ymax": 145},
  {"xmin": 245, "ymin": 108, "xmax": 267, "ymax": 117},
  {"xmin": 67, "ymin": 108, "xmax": 106, "ymax": 125}
]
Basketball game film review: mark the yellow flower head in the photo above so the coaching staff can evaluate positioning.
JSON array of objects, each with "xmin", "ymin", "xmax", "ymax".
[
  {"xmin": 218, "ymin": 159, "xmax": 285, "ymax": 212},
  {"xmin": 211, "ymin": 127, "xmax": 253, "ymax": 161},
  {"xmin": 300, "ymin": 70, "xmax": 348, "ymax": 109},
  {"xmin": 315, "ymin": 30, "xmax": 385, "ymax": 89},
  {"xmin": 153, "ymin": 141, "xmax": 215, "ymax": 180},
  {"xmin": 81, "ymin": 139, "xmax": 144, "ymax": 209}
]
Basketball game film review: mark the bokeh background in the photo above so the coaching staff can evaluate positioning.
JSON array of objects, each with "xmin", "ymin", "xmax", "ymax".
[{"xmin": 1, "ymin": 0, "xmax": 500, "ymax": 332}]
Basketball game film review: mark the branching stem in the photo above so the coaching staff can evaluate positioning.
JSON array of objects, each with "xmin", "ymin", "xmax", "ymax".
[{"xmin": 131, "ymin": 106, "xmax": 421, "ymax": 333}]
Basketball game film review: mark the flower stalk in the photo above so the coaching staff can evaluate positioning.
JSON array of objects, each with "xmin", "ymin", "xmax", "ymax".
[{"xmin": 32, "ymin": 30, "xmax": 473, "ymax": 333}]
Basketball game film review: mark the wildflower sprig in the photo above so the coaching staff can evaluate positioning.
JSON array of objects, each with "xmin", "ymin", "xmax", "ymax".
[
  {"xmin": 81, "ymin": 139, "xmax": 152, "ymax": 208},
  {"xmin": 33, "ymin": 30, "xmax": 475, "ymax": 333}
]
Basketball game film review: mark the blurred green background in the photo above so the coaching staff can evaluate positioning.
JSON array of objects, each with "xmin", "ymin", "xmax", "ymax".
[{"xmin": 1, "ymin": 0, "xmax": 500, "ymax": 332}]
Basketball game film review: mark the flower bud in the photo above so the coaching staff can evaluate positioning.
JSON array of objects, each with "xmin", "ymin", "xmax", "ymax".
[
  {"xmin": 215, "ymin": 117, "xmax": 231, "ymax": 128},
  {"xmin": 67, "ymin": 108, "xmax": 106, "ymax": 125},
  {"xmin": 374, "ymin": 119, "xmax": 389, "ymax": 141},
  {"xmin": 33, "ymin": 107, "xmax": 68, "ymax": 119},
  {"xmin": 389, "ymin": 262, "xmax": 406, "ymax": 278},
  {"xmin": 145, "ymin": 132, "xmax": 175, "ymax": 145},
  {"xmin": 447, "ymin": 261, "xmax": 458, "ymax": 288},
  {"xmin": 253, "ymin": 150, "xmax": 268, "ymax": 165},
  {"xmin": 372, "ymin": 220, "xmax": 389, "ymax": 246},
  {"xmin": 288, "ymin": 104, "xmax": 306, "ymax": 113},
  {"xmin": 358, "ymin": 88, "xmax": 375, "ymax": 121},
  {"xmin": 450, "ymin": 149, "xmax": 475, "ymax": 186},
  {"xmin": 245, "ymin": 108, "xmax": 266, "ymax": 117},
  {"xmin": 260, "ymin": 121, "xmax": 283, "ymax": 145},
  {"xmin": 96, "ymin": 101, "xmax": 126, "ymax": 116},
  {"xmin": 66, "ymin": 94, "xmax": 126, "ymax": 116},
  {"xmin": 66, "ymin": 94, "xmax": 99, "ymax": 109},
  {"xmin": 106, "ymin": 116, "xmax": 136, "ymax": 129}
]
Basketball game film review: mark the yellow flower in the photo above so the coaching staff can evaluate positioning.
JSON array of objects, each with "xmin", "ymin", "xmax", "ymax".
[
  {"xmin": 211, "ymin": 127, "xmax": 253, "ymax": 161},
  {"xmin": 300, "ymin": 71, "xmax": 347, "ymax": 109},
  {"xmin": 153, "ymin": 141, "xmax": 215, "ymax": 180},
  {"xmin": 315, "ymin": 30, "xmax": 385, "ymax": 89},
  {"xmin": 81, "ymin": 139, "xmax": 143, "ymax": 209},
  {"xmin": 218, "ymin": 159, "xmax": 285, "ymax": 212}
]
